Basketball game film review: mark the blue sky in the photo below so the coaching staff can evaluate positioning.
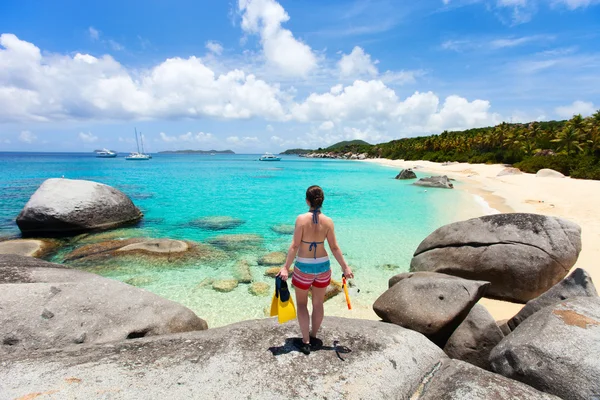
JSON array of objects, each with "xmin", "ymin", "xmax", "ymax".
[{"xmin": 0, "ymin": 0, "xmax": 599, "ymax": 153}]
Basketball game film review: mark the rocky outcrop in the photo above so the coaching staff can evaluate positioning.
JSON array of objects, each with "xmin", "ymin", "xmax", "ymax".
[
  {"xmin": 414, "ymin": 359, "xmax": 560, "ymax": 399},
  {"xmin": 117, "ymin": 239, "xmax": 189, "ymax": 253},
  {"xmin": 188, "ymin": 216, "xmax": 245, "ymax": 231},
  {"xmin": 212, "ymin": 279, "xmax": 239, "ymax": 292},
  {"xmin": 410, "ymin": 213, "xmax": 582, "ymax": 303},
  {"xmin": 0, "ymin": 255, "xmax": 207, "ymax": 355},
  {"xmin": 270, "ymin": 224, "xmax": 295, "ymax": 235},
  {"xmin": 258, "ymin": 251, "xmax": 286, "ymax": 266},
  {"xmin": 248, "ymin": 282, "xmax": 270, "ymax": 296},
  {"xmin": 16, "ymin": 178, "xmax": 143, "ymax": 237},
  {"xmin": 0, "ymin": 239, "xmax": 60, "ymax": 258},
  {"xmin": 233, "ymin": 259, "xmax": 253, "ymax": 283},
  {"xmin": 443, "ymin": 304, "xmax": 504, "ymax": 370},
  {"xmin": 507, "ymin": 268, "xmax": 597, "ymax": 331},
  {"xmin": 413, "ymin": 175, "xmax": 454, "ymax": 189},
  {"xmin": 207, "ymin": 234, "xmax": 263, "ymax": 251},
  {"xmin": 1, "ymin": 317, "xmax": 448, "ymax": 400},
  {"xmin": 374, "ymin": 272, "xmax": 489, "ymax": 346},
  {"xmin": 395, "ymin": 169, "xmax": 417, "ymax": 180},
  {"xmin": 490, "ymin": 297, "xmax": 600, "ymax": 400},
  {"xmin": 497, "ymin": 167, "xmax": 522, "ymax": 176},
  {"xmin": 536, "ymin": 168, "xmax": 565, "ymax": 178}
]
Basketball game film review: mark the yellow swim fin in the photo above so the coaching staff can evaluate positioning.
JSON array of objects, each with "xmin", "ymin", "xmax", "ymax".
[
  {"xmin": 277, "ymin": 295, "xmax": 296, "ymax": 324},
  {"xmin": 270, "ymin": 291, "xmax": 278, "ymax": 317},
  {"xmin": 273, "ymin": 277, "xmax": 296, "ymax": 324}
]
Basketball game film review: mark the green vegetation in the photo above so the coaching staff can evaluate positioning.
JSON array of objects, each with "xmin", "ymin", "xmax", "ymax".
[
  {"xmin": 326, "ymin": 140, "xmax": 371, "ymax": 151},
  {"xmin": 280, "ymin": 148, "xmax": 312, "ymax": 155}
]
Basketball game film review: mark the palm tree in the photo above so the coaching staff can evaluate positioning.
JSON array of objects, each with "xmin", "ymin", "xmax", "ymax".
[{"xmin": 552, "ymin": 126, "xmax": 584, "ymax": 156}]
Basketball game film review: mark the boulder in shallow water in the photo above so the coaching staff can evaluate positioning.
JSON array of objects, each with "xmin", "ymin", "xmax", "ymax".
[
  {"xmin": 270, "ymin": 224, "xmax": 295, "ymax": 235},
  {"xmin": 536, "ymin": 168, "xmax": 565, "ymax": 178},
  {"xmin": 410, "ymin": 213, "xmax": 581, "ymax": 303},
  {"xmin": 324, "ymin": 279, "xmax": 343, "ymax": 301},
  {"xmin": 414, "ymin": 359, "xmax": 560, "ymax": 400},
  {"xmin": 117, "ymin": 239, "xmax": 189, "ymax": 254},
  {"xmin": 507, "ymin": 268, "xmax": 598, "ymax": 331},
  {"xmin": 413, "ymin": 175, "xmax": 454, "ymax": 189},
  {"xmin": 16, "ymin": 178, "xmax": 143, "ymax": 237},
  {"xmin": 0, "ymin": 317, "xmax": 449, "ymax": 399},
  {"xmin": 248, "ymin": 282, "xmax": 270, "ymax": 296},
  {"xmin": 188, "ymin": 216, "xmax": 245, "ymax": 231},
  {"xmin": 395, "ymin": 169, "xmax": 417, "ymax": 180},
  {"xmin": 212, "ymin": 279, "xmax": 239, "ymax": 293},
  {"xmin": 0, "ymin": 239, "xmax": 60, "ymax": 258},
  {"xmin": 443, "ymin": 304, "xmax": 504, "ymax": 370},
  {"xmin": 0, "ymin": 255, "xmax": 207, "ymax": 355},
  {"xmin": 490, "ymin": 297, "xmax": 600, "ymax": 400},
  {"xmin": 233, "ymin": 259, "xmax": 253, "ymax": 283},
  {"xmin": 374, "ymin": 271, "xmax": 489, "ymax": 346},
  {"xmin": 258, "ymin": 251, "xmax": 286, "ymax": 266},
  {"xmin": 207, "ymin": 234, "xmax": 263, "ymax": 251}
]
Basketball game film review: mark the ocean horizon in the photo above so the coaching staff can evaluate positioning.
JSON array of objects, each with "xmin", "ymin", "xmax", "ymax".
[{"xmin": 0, "ymin": 152, "xmax": 486, "ymax": 326}]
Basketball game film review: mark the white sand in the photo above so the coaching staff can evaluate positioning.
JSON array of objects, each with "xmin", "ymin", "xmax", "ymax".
[{"xmin": 364, "ymin": 158, "xmax": 600, "ymax": 321}]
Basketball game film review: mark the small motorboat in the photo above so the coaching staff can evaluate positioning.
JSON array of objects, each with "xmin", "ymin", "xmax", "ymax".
[
  {"xmin": 95, "ymin": 149, "xmax": 117, "ymax": 158},
  {"xmin": 259, "ymin": 152, "xmax": 281, "ymax": 161}
]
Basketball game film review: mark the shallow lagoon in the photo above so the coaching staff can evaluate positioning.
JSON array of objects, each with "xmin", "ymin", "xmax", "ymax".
[{"xmin": 0, "ymin": 153, "xmax": 484, "ymax": 326}]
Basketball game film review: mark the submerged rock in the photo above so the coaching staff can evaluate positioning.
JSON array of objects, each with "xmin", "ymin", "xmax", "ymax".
[
  {"xmin": 188, "ymin": 216, "xmax": 245, "ymax": 231},
  {"xmin": 324, "ymin": 279, "xmax": 343, "ymax": 301},
  {"xmin": 395, "ymin": 169, "xmax": 417, "ymax": 180},
  {"xmin": 63, "ymin": 238, "xmax": 144, "ymax": 262},
  {"xmin": 258, "ymin": 251, "xmax": 286, "ymax": 266},
  {"xmin": 0, "ymin": 239, "xmax": 60, "ymax": 258},
  {"xmin": 270, "ymin": 224, "xmax": 295, "ymax": 235},
  {"xmin": 507, "ymin": 268, "xmax": 598, "ymax": 331},
  {"xmin": 490, "ymin": 297, "xmax": 600, "ymax": 400},
  {"xmin": 536, "ymin": 168, "xmax": 565, "ymax": 178},
  {"xmin": 207, "ymin": 234, "xmax": 263, "ymax": 251},
  {"xmin": 248, "ymin": 282, "xmax": 270, "ymax": 296},
  {"xmin": 1, "ymin": 317, "xmax": 448, "ymax": 399},
  {"xmin": 123, "ymin": 275, "xmax": 156, "ymax": 287},
  {"xmin": 212, "ymin": 279, "xmax": 239, "ymax": 293},
  {"xmin": 233, "ymin": 259, "xmax": 253, "ymax": 283},
  {"xmin": 117, "ymin": 239, "xmax": 189, "ymax": 254},
  {"xmin": 375, "ymin": 272, "xmax": 489, "ymax": 346},
  {"xmin": 16, "ymin": 178, "xmax": 143, "ymax": 237},
  {"xmin": 443, "ymin": 304, "xmax": 504, "ymax": 370},
  {"xmin": 410, "ymin": 213, "xmax": 581, "ymax": 303},
  {"xmin": 413, "ymin": 175, "xmax": 454, "ymax": 189},
  {"xmin": 0, "ymin": 255, "xmax": 207, "ymax": 355}
]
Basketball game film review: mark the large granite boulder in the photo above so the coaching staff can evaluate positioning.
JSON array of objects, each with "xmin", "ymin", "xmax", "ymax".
[
  {"xmin": 490, "ymin": 297, "xmax": 600, "ymax": 400},
  {"xmin": 410, "ymin": 213, "xmax": 582, "ymax": 303},
  {"xmin": 414, "ymin": 175, "xmax": 454, "ymax": 189},
  {"xmin": 0, "ymin": 239, "xmax": 60, "ymax": 258},
  {"xmin": 414, "ymin": 359, "xmax": 560, "ymax": 399},
  {"xmin": 1, "ymin": 317, "xmax": 448, "ymax": 399},
  {"xmin": 375, "ymin": 272, "xmax": 489, "ymax": 346},
  {"xmin": 16, "ymin": 178, "xmax": 143, "ymax": 237},
  {"xmin": 443, "ymin": 304, "xmax": 504, "ymax": 370},
  {"xmin": 0, "ymin": 255, "xmax": 208, "ymax": 355},
  {"xmin": 395, "ymin": 169, "xmax": 417, "ymax": 179},
  {"xmin": 507, "ymin": 268, "xmax": 597, "ymax": 331}
]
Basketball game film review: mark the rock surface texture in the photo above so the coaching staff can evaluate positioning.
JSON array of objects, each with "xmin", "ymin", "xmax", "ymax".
[
  {"xmin": 375, "ymin": 272, "xmax": 489, "ymax": 346},
  {"xmin": 1, "ymin": 317, "xmax": 449, "ymax": 400},
  {"xmin": 497, "ymin": 167, "xmax": 523, "ymax": 177},
  {"xmin": 0, "ymin": 239, "xmax": 59, "ymax": 258},
  {"xmin": 507, "ymin": 268, "xmax": 597, "ymax": 330},
  {"xmin": 490, "ymin": 297, "xmax": 600, "ymax": 400},
  {"xmin": 395, "ymin": 169, "xmax": 417, "ymax": 179},
  {"xmin": 0, "ymin": 255, "xmax": 208, "ymax": 355},
  {"xmin": 443, "ymin": 304, "xmax": 505, "ymax": 370},
  {"xmin": 16, "ymin": 178, "xmax": 143, "ymax": 236},
  {"xmin": 414, "ymin": 359, "xmax": 560, "ymax": 400},
  {"xmin": 413, "ymin": 175, "xmax": 454, "ymax": 189},
  {"xmin": 410, "ymin": 213, "xmax": 582, "ymax": 303},
  {"xmin": 536, "ymin": 168, "xmax": 565, "ymax": 178}
]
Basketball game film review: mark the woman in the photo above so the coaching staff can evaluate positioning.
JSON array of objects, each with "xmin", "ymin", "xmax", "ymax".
[{"xmin": 278, "ymin": 185, "xmax": 354, "ymax": 355}]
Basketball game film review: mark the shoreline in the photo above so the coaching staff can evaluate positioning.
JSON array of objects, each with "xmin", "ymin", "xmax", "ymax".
[{"xmin": 364, "ymin": 158, "xmax": 600, "ymax": 321}]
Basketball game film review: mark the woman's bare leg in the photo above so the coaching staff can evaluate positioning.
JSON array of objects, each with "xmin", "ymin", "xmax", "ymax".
[
  {"xmin": 295, "ymin": 287, "xmax": 310, "ymax": 344},
  {"xmin": 310, "ymin": 286, "xmax": 326, "ymax": 337}
]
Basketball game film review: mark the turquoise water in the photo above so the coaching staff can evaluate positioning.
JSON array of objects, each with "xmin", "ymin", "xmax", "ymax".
[{"xmin": 0, "ymin": 153, "xmax": 483, "ymax": 326}]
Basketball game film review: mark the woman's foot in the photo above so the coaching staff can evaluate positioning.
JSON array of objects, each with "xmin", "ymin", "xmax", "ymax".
[
  {"xmin": 309, "ymin": 336, "xmax": 323, "ymax": 350},
  {"xmin": 293, "ymin": 338, "xmax": 311, "ymax": 355}
]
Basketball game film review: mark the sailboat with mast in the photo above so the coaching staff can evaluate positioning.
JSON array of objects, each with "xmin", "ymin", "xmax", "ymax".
[{"xmin": 125, "ymin": 128, "xmax": 151, "ymax": 161}]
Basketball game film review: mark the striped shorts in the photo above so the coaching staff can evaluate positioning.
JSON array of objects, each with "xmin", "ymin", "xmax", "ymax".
[{"xmin": 292, "ymin": 256, "xmax": 332, "ymax": 290}]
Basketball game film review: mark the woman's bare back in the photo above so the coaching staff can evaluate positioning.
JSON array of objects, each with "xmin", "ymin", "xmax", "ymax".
[{"xmin": 296, "ymin": 211, "xmax": 331, "ymax": 259}]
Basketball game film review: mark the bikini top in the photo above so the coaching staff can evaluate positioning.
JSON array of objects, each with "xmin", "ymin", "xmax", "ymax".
[{"xmin": 301, "ymin": 208, "xmax": 324, "ymax": 259}]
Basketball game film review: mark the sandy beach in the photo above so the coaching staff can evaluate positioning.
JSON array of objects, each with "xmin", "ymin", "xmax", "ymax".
[{"xmin": 365, "ymin": 158, "xmax": 600, "ymax": 321}]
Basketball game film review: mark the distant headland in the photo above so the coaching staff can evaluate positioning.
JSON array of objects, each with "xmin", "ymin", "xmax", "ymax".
[{"xmin": 158, "ymin": 149, "xmax": 235, "ymax": 154}]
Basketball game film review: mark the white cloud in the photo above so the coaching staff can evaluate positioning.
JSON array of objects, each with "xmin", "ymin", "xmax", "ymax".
[
  {"xmin": 78, "ymin": 132, "xmax": 98, "ymax": 142},
  {"xmin": 238, "ymin": 0, "xmax": 317, "ymax": 76},
  {"xmin": 89, "ymin": 27, "xmax": 99, "ymax": 40},
  {"xmin": 266, "ymin": 124, "xmax": 274, "ymax": 131},
  {"xmin": 319, "ymin": 121, "xmax": 334, "ymax": 130},
  {"xmin": 160, "ymin": 131, "xmax": 215, "ymax": 142},
  {"xmin": 108, "ymin": 40, "xmax": 124, "ymax": 51},
  {"xmin": 206, "ymin": 41, "xmax": 224, "ymax": 55},
  {"xmin": 18, "ymin": 130, "xmax": 36, "ymax": 143},
  {"xmin": 552, "ymin": 0, "xmax": 600, "ymax": 9},
  {"xmin": 338, "ymin": 46, "xmax": 378, "ymax": 77},
  {"xmin": 555, "ymin": 100, "xmax": 596, "ymax": 118},
  {"xmin": 226, "ymin": 136, "xmax": 259, "ymax": 145}
]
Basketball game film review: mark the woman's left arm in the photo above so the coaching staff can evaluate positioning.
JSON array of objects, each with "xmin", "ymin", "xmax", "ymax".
[{"xmin": 278, "ymin": 217, "xmax": 302, "ymax": 281}]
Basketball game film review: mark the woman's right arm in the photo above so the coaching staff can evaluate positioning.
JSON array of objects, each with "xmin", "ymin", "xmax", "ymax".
[{"xmin": 326, "ymin": 220, "xmax": 354, "ymax": 279}]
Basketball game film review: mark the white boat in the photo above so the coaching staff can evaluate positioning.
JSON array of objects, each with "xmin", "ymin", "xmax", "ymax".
[
  {"xmin": 95, "ymin": 148, "xmax": 117, "ymax": 158},
  {"xmin": 259, "ymin": 152, "xmax": 281, "ymax": 161},
  {"xmin": 126, "ymin": 128, "xmax": 151, "ymax": 161}
]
